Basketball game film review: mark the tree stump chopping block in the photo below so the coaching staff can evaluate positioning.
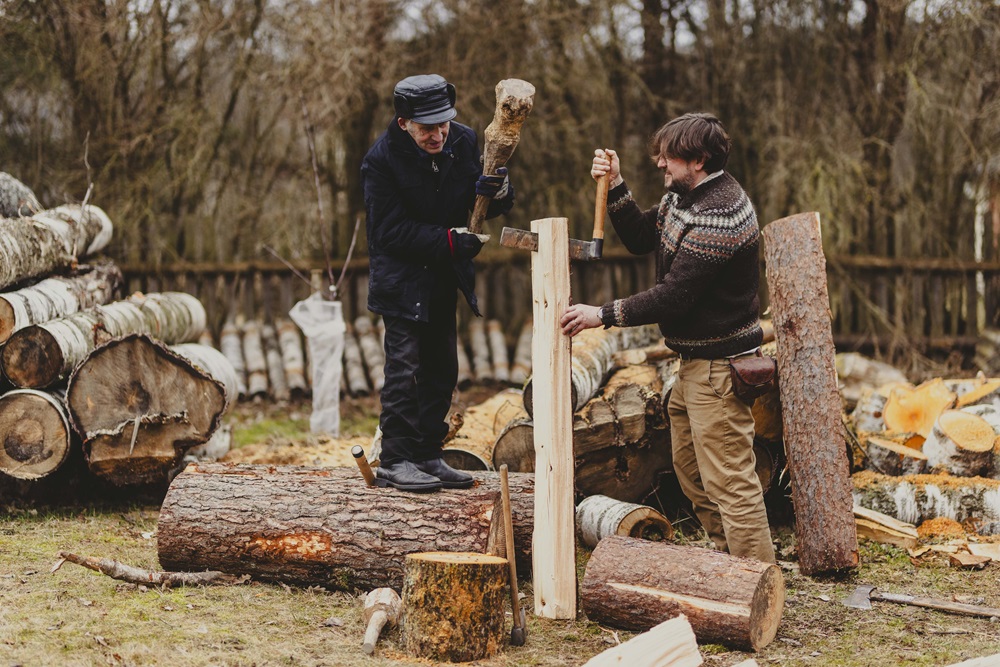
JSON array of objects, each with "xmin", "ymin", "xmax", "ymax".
[
  {"xmin": 401, "ymin": 551, "xmax": 508, "ymax": 662},
  {"xmin": 157, "ymin": 464, "xmax": 535, "ymax": 590},
  {"xmin": 581, "ymin": 535, "xmax": 785, "ymax": 651},
  {"xmin": 762, "ymin": 211, "xmax": 858, "ymax": 575}
]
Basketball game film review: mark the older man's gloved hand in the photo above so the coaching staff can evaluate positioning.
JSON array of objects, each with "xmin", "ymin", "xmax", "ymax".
[
  {"xmin": 448, "ymin": 227, "xmax": 490, "ymax": 260},
  {"xmin": 474, "ymin": 166, "xmax": 509, "ymax": 200}
]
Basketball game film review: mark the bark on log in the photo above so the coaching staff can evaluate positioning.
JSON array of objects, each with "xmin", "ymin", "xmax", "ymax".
[
  {"xmin": 443, "ymin": 387, "xmax": 526, "ymax": 471},
  {"xmin": 219, "ymin": 318, "xmax": 248, "ymax": 398},
  {"xmin": 852, "ymin": 470, "xmax": 1000, "ymax": 530},
  {"xmin": 1, "ymin": 291, "xmax": 206, "ymax": 389},
  {"xmin": 0, "ymin": 388, "xmax": 74, "ymax": 480},
  {"xmin": 959, "ymin": 404, "xmax": 1000, "ymax": 478},
  {"xmin": 487, "ymin": 319, "xmax": 510, "ymax": 383},
  {"xmin": 509, "ymin": 320, "xmax": 532, "ymax": 386},
  {"xmin": 0, "ymin": 172, "xmax": 41, "ymax": 218},
  {"xmin": 762, "ymin": 211, "xmax": 859, "ymax": 575},
  {"xmin": 576, "ymin": 494, "xmax": 673, "ymax": 548},
  {"xmin": 581, "ymin": 535, "xmax": 785, "ymax": 651},
  {"xmin": 523, "ymin": 324, "xmax": 662, "ymax": 418},
  {"xmin": 922, "ymin": 410, "xmax": 995, "ymax": 477},
  {"xmin": 66, "ymin": 334, "xmax": 233, "ymax": 486},
  {"xmin": 581, "ymin": 616, "xmax": 703, "ymax": 667},
  {"xmin": 157, "ymin": 464, "xmax": 536, "ymax": 589},
  {"xmin": 261, "ymin": 323, "xmax": 290, "ymax": 401},
  {"xmin": 468, "ymin": 79, "xmax": 535, "ymax": 234},
  {"xmin": 400, "ymin": 552, "xmax": 507, "ymax": 662},
  {"xmin": 850, "ymin": 384, "xmax": 902, "ymax": 435},
  {"xmin": 240, "ymin": 319, "xmax": 269, "ymax": 398},
  {"xmin": 275, "ymin": 318, "xmax": 308, "ymax": 397},
  {"xmin": 355, "ymin": 317, "xmax": 385, "ymax": 393},
  {"xmin": 0, "ymin": 204, "xmax": 113, "ymax": 291},
  {"xmin": 0, "ymin": 262, "xmax": 123, "ymax": 345},
  {"xmin": 864, "ymin": 434, "xmax": 928, "ymax": 476}
]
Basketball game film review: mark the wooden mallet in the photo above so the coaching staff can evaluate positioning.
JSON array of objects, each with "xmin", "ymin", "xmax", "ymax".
[{"xmin": 362, "ymin": 587, "xmax": 401, "ymax": 655}]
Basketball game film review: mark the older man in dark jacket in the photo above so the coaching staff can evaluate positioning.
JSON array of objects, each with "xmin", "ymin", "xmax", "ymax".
[{"xmin": 361, "ymin": 74, "xmax": 515, "ymax": 491}]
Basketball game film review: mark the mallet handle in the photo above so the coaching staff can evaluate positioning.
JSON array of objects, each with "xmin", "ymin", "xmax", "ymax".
[
  {"xmin": 352, "ymin": 445, "xmax": 376, "ymax": 487},
  {"xmin": 593, "ymin": 170, "xmax": 610, "ymax": 242}
]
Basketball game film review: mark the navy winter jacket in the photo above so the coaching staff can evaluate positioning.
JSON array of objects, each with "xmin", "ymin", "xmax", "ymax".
[{"xmin": 361, "ymin": 118, "xmax": 514, "ymax": 322}]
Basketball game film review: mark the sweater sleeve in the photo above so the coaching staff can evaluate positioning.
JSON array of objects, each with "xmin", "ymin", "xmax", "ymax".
[{"xmin": 605, "ymin": 181, "xmax": 661, "ymax": 255}]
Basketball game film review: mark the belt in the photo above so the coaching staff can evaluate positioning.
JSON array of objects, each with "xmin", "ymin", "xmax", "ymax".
[{"xmin": 678, "ymin": 347, "xmax": 760, "ymax": 362}]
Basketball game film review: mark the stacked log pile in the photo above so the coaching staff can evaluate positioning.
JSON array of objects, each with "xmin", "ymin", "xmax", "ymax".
[{"xmin": 0, "ymin": 174, "xmax": 235, "ymax": 496}]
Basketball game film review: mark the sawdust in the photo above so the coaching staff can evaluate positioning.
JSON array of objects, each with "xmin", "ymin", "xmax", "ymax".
[
  {"xmin": 916, "ymin": 516, "xmax": 966, "ymax": 539},
  {"xmin": 853, "ymin": 469, "xmax": 1000, "ymax": 490},
  {"xmin": 221, "ymin": 434, "xmax": 369, "ymax": 469}
]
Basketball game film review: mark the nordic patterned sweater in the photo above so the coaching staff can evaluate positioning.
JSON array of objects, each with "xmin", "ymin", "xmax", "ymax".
[{"xmin": 598, "ymin": 171, "xmax": 763, "ymax": 359}]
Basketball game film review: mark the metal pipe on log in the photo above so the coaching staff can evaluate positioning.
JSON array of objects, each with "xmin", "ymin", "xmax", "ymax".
[
  {"xmin": 66, "ymin": 334, "xmax": 234, "ymax": 486},
  {"xmin": 157, "ymin": 464, "xmax": 535, "ymax": 590},
  {"xmin": 581, "ymin": 535, "xmax": 785, "ymax": 651},
  {"xmin": 762, "ymin": 211, "xmax": 858, "ymax": 575},
  {"xmin": 0, "ymin": 204, "xmax": 113, "ymax": 290},
  {"xmin": 0, "ymin": 262, "xmax": 123, "ymax": 344},
  {"xmin": 1, "ymin": 292, "xmax": 206, "ymax": 389}
]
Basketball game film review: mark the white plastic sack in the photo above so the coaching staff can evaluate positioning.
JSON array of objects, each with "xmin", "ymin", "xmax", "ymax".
[{"xmin": 289, "ymin": 292, "xmax": 345, "ymax": 436}]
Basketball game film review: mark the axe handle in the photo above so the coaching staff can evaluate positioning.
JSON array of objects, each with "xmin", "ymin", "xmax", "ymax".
[
  {"xmin": 875, "ymin": 591, "xmax": 1000, "ymax": 618},
  {"xmin": 593, "ymin": 171, "xmax": 610, "ymax": 242}
]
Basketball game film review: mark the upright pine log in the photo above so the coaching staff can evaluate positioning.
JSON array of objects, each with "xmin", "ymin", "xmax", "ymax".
[
  {"xmin": 157, "ymin": 464, "xmax": 536, "ymax": 589},
  {"xmin": 762, "ymin": 212, "xmax": 859, "ymax": 575},
  {"xmin": 530, "ymin": 217, "xmax": 576, "ymax": 619}
]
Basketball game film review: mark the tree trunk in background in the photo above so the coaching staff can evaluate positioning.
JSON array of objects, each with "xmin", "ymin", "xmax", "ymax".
[
  {"xmin": 66, "ymin": 335, "xmax": 234, "ymax": 486},
  {"xmin": 1, "ymin": 292, "xmax": 205, "ymax": 389},
  {"xmin": 0, "ymin": 205, "xmax": 114, "ymax": 290},
  {"xmin": 763, "ymin": 212, "xmax": 859, "ymax": 575},
  {"xmin": 158, "ymin": 465, "xmax": 536, "ymax": 589},
  {"xmin": 0, "ymin": 262, "xmax": 123, "ymax": 344}
]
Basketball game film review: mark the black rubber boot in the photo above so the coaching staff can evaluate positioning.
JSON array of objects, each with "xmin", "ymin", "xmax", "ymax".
[
  {"xmin": 414, "ymin": 458, "xmax": 474, "ymax": 489},
  {"xmin": 375, "ymin": 460, "xmax": 443, "ymax": 492}
]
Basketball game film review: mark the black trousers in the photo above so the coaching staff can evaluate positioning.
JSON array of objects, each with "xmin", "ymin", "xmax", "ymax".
[{"xmin": 378, "ymin": 285, "xmax": 459, "ymax": 465}]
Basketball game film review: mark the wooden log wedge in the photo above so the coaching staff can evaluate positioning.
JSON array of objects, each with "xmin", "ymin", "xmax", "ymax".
[
  {"xmin": 762, "ymin": 211, "xmax": 858, "ymax": 575},
  {"xmin": 1, "ymin": 291, "xmax": 205, "ymax": 389},
  {"xmin": 66, "ymin": 334, "xmax": 234, "ymax": 486},
  {"xmin": 400, "ymin": 552, "xmax": 507, "ymax": 662},
  {"xmin": 580, "ymin": 535, "xmax": 784, "ymax": 651},
  {"xmin": 0, "ymin": 204, "xmax": 113, "ymax": 291},
  {"xmin": 0, "ymin": 388, "xmax": 74, "ymax": 480},
  {"xmin": 157, "ymin": 464, "xmax": 536, "ymax": 589},
  {"xmin": 0, "ymin": 262, "xmax": 122, "ymax": 345}
]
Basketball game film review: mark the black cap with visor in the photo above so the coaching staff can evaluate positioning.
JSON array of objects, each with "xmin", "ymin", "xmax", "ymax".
[{"xmin": 393, "ymin": 74, "xmax": 457, "ymax": 125}]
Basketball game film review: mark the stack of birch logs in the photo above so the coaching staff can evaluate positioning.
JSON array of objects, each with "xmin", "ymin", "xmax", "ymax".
[
  {"xmin": 849, "ymin": 368, "xmax": 1000, "ymax": 535},
  {"xmin": 0, "ymin": 174, "xmax": 237, "ymax": 496},
  {"xmin": 214, "ymin": 315, "xmax": 310, "ymax": 401}
]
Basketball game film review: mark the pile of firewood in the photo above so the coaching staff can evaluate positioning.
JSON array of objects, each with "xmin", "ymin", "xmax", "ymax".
[{"xmin": 0, "ymin": 173, "xmax": 236, "ymax": 496}]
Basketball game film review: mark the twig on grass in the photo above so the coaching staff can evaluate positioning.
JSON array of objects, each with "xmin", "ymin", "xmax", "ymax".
[{"xmin": 53, "ymin": 551, "xmax": 246, "ymax": 588}]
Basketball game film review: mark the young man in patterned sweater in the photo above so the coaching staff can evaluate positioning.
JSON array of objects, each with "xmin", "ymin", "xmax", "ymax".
[{"xmin": 561, "ymin": 113, "xmax": 775, "ymax": 563}]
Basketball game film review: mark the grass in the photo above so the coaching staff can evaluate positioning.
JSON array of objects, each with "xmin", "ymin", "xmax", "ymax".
[{"xmin": 3, "ymin": 400, "xmax": 1000, "ymax": 666}]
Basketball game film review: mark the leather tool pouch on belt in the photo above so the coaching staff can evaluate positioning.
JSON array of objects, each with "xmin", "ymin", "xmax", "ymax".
[{"xmin": 729, "ymin": 352, "xmax": 778, "ymax": 404}]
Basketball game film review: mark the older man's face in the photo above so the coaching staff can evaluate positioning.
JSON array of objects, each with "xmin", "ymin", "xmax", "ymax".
[{"xmin": 399, "ymin": 119, "xmax": 450, "ymax": 154}]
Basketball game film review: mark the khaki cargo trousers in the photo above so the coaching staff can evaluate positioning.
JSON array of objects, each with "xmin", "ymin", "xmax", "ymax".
[{"xmin": 667, "ymin": 357, "xmax": 776, "ymax": 564}]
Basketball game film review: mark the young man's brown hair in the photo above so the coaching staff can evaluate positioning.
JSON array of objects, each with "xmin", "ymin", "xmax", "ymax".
[{"xmin": 649, "ymin": 112, "xmax": 731, "ymax": 173}]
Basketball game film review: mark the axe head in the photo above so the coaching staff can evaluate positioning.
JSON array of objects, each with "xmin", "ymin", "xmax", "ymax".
[
  {"xmin": 500, "ymin": 226, "xmax": 603, "ymax": 261},
  {"xmin": 842, "ymin": 585, "xmax": 876, "ymax": 610}
]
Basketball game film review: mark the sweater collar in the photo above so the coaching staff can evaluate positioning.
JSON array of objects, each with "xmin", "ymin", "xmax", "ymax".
[{"xmin": 675, "ymin": 170, "xmax": 727, "ymax": 209}]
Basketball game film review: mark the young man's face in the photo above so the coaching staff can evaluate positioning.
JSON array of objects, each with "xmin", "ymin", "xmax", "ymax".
[
  {"xmin": 655, "ymin": 152, "xmax": 705, "ymax": 196},
  {"xmin": 399, "ymin": 119, "xmax": 450, "ymax": 154}
]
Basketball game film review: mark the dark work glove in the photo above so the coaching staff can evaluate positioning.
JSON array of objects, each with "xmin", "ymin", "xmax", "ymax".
[
  {"xmin": 474, "ymin": 166, "xmax": 509, "ymax": 199},
  {"xmin": 448, "ymin": 227, "xmax": 486, "ymax": 260}
]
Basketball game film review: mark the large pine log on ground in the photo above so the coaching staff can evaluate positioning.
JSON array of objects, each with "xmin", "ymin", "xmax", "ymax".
[
  {"xmin": 852, "ymin": 470, "xmax": 1000, "ymax": 532},
  {"xmin": 443, "ymin": 387, "xmax": 526, "ymax": 470},
  {"xmin": 0, "ymin": 204, "xmax": 113, "ymax": 290},
  {"xmin": 0, "ymin": 262, "xmax": 122, "ymax": 344},
  {"xmin": 522, "ymin": 324, "xmax": 662, "ymax": 417},
  {"xmin": 66, "ymin": 334, "xmax": 236, "ymax": 486},
  {"xmin": 157, "ymin": 464, "xmax": 536, "ymax": 589},
  {"xmin": 1, "ymin": 291, "xmax": 205, "ymax": 389},
  {"xmin": 581, "ymin": 535, "xmax": 785, "ymax": 651},
  {"xmin": 400, "ymin": 552, "xmax": 507, "ymax": 662},
  {"xmin": 762, "ymin": 211, "xmax": 859, "ymax": 575},
  {"xmin": 0, "ymin": 388, "xmax": 74, "ymax": 480}
]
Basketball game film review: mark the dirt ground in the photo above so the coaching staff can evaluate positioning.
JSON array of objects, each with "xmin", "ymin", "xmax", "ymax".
[{"xmin": 2, "ymin": 392, "xmax": 1000, "ymax": 666}]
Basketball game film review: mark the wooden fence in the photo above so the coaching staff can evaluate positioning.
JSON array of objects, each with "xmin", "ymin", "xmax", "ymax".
[{"xmin": 120, "ymin": 253, "xmax": 1000, "ymax": 354}]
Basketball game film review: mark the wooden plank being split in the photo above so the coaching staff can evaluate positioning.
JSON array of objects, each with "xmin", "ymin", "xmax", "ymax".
[
  {"xmin": 530, "ymin": 217, "xmax": 576, "ymax": 619},
  {"xmin": 762, "ymin": 211, "xmax": 858, "ymax": 575}
]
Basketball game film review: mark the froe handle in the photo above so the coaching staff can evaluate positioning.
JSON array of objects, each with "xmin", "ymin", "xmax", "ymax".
[{"xmin": 592, "ymin": 171, "xmax": 610, "ymax": 258}]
